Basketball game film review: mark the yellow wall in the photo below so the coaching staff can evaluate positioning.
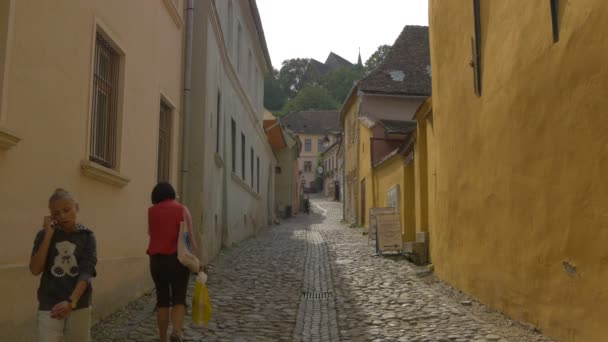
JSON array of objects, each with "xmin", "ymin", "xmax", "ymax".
[
  {"xmin": 373, "ymin": 154, "xmax": 417, "ymax": 243},
  {"xmin": 0, "ymin": 1, "xmax": 183, "ymax": 340},
  {"xmin": 357, "ymin": 122, "xmax": 373, "ymax": 226},
  {"xmin": 429, "ymin": 1, "xmax": 608, "ymax": 340},
  {"xmin": 342, "ymin": 94, "xmax": 360, "ymax": 223}
]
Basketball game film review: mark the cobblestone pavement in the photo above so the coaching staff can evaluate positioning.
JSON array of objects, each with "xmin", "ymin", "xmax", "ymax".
[{"xmin": 92, "ymin": 197, "xmax": 553, "ymax": 342}]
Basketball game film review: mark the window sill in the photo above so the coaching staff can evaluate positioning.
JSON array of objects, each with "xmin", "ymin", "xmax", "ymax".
[
  {"xmin": 214, "ymin": 153, "xmax": 224, "ymax": 168},
  {"xmin": 0, "ymin": 126, "xmax": 21, "ymax": 150},
  {"xmin": 162, "ymin": 0, "xmax": 184, "ymax": 29},
  {"xmin": 231, "ymin": 172, "xmax": 261, "ymax": 200},
  {"xmin": 81, "ymin": 160, "xmax": 130, "ymax": 187}
]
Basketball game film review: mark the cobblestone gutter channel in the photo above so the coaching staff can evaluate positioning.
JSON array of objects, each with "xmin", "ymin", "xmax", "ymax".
[{"xmin": 293, "ymin": 227, "xmax": 340, "ymax": 342}]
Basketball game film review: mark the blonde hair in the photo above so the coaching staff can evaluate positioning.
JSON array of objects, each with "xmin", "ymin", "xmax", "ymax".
[{"xmin": 48, "ymin": 188, "xmax": 75, "ymax": 204}]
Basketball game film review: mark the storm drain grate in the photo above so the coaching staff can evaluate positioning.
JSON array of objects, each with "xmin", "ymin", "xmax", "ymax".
[{"xmin": 302, "ymin": 292, "xmax": 333, "ymax": 299}]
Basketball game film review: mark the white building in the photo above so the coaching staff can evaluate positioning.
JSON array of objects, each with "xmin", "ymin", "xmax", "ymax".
[{"xmin": 185, "ymin": 0, "xmax": 275, "ymax": 264}]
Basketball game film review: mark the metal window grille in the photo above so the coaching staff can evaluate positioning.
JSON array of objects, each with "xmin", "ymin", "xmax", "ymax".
[
  {"xmin": 216, "ymin": 91, "xmax": 221, "ymax": 153},
  {"xmin": 157, "ymin": 102, "xmax": 172, "ymax": 182},
  {"xmin": 90, "ymin": 33, "xmax": 120, "ymax": 168},
  {"xmin": 231, "ymin": 119, "xmax": 236, "ymax": 172},
  {"xmin": 471, "ymin": 0, "xmax": 482, "ymax": 96},
  {"xmin": 550, "ymin": 0, "xmax": 559, "ymax": 42},
  {"xmin": 241, "ymin": 133, "xmax": 246, "ymax": 179}
]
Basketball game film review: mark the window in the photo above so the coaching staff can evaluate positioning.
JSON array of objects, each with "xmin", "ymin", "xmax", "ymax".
[
  {"xmin": 256, "ymin": 157, "xmax": 260, "ymax": 192},
  {"xmin": 304, "ymin": 139, "xmax": 312, "ymax": 152},
  {"xmin": 241, "ymin": 133, "xmax": 246, "ymax": 179},
  {"xmin": 237, "ymin": 22, "xmax": 242, "ymax": 72},
  {"xmin": 550, "ymin": 0, "xmax": 560, "ymax": 42},
  {"xmin": 304, "ymin": 161, "xmax": 312, "ymax": 173},
  {"xmin": 216, "ymin": 91, "xmax": 221, "ymax": 153},
  {"xmin": 318, "ymin": 139, "xmax": 324, "ymax": 153},
  {"xmin": 90, "ymin": 32, "xmax": 120, "ymax": 168},
  {"xmin": 227, "ymin": 1, "xmax": 233, "ymax": 51},
  {"xmin": 250, "ymin": 148, "xmax": 254, "ymax": 187},
  {"xmin": 231, "ymin": 119, "xmax": 236, "ymax": 172},
  {"xmin": 157, "ymin": 101, "xmax": 172, "ymax": 182},
  {"xmin": 470, "ymin": 0, "xmax": 482, "ymax": 96},
  {"xmin": 248, "ymin": 50, "xmax": 253, "ymax": 91}
]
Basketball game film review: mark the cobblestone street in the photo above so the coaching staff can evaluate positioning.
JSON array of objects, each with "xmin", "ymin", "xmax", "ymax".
[{"xmin": 92, "ymin": 197, "xmax": 552, "ymax": 342}]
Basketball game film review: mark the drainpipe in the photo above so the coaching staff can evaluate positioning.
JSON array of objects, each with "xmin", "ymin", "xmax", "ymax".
[{"xmin": 180, "ymin": 0, "xmax": 194, "ymax": 200}]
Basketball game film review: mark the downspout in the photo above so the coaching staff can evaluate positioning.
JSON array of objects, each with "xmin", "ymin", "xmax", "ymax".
[{"xmin": 180, "ymin": 0, "xmax": 194, "ymax": 200}]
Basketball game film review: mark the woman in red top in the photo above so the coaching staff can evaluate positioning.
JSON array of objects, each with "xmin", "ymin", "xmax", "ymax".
[{"xmin": 147, "ymin": 182, "xmax": 197, "ymax": 342}]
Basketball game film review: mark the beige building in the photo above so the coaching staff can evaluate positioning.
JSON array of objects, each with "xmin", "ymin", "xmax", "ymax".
[
  {"xmin": 0, "ymin": 0, "xmax": 185, "ymax": 340},
  {"xmin": 281, "ymin": 110, "xmax": 340, "ymax": 192}
]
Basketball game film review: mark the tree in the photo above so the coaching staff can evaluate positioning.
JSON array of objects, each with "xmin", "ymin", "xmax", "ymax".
[
  {"xmin": 277, "ymin": 58, "xmax": 310, "ymax": 98},
  {"xmin": 281, "ymin": 85, "xmax": 338, "ymax": 115},
  {"xmin": 364, "ymin": 44, "xmax": 392, "ymax": 74},
  {"xmin": 264, "ymin": 68, "xmax": 287, "ymax": 112},
  {"xmin": 320, "ymin": 66, "xmax": 365, "ymax": 104}
]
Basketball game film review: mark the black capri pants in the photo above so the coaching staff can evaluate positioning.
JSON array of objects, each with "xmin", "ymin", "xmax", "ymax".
[{"xmin": 149, "ymin": 254, "xmax": 190, "ymax": 307}]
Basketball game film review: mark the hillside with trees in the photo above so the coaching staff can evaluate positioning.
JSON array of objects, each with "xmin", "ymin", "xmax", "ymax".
[{"xmin": 264, "ymin": 45, "xmax": 391, "ymax": 115}]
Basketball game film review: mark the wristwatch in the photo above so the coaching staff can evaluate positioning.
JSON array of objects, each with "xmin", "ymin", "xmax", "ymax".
[{"xmin": 67, "ymin": 298, "xmax": 77, "ymax": 310}]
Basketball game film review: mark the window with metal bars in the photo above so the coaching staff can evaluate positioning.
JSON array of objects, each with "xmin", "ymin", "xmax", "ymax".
[
  {"xmin": 216, "ymin": 91, "xmax": 221, "ymax": 153},
  {"xmin": 470, "ymin": 0, "xmax": 482, "ymax": 96},
  {"xmin": 90, "ymin": 32, "xmax": 120, "ymax": 168},
  {"xmin": 157, "ymin": 101, "xmax": 172, "ymax": 182},
  {"xmin": 241, "ymin": 132, "xmax": 246, "ymax": 179},
  {"xmin": 231, "ymin": 119, "xmax": 236, "ymax": 173},
  {"xmin": 550, "ymin": 0, "xmax": 560, "ymax": 42}
]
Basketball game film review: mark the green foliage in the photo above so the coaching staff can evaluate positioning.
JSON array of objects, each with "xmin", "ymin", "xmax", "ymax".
[
  {"xmin": 364, "ymin": 44, "xmax": 392, "ymax": 74},
  {"xmin": 281, "ymin": 85, "xmax": 339, "ymax": 115},
  {"xmin": 263, "ymin": 68, "xmax": 287, "ymax": 112},
  {"xmin": 320, "ymin": 66, "xmax": 364, "ymax": 104},
  {"xmin": 278, "ymin": 58, "xmax": 311, "ymax": 98}
]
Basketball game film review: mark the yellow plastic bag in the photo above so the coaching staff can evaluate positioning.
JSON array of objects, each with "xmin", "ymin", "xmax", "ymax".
[{"xmin": 192, "ymin": 272, "xmax": 212, "ymax": 326}]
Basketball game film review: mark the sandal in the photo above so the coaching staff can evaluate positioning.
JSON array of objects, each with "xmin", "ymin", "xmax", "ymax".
[{"xmin": 169, "ymin": 332, "xmax": 183, "ymax": 342}]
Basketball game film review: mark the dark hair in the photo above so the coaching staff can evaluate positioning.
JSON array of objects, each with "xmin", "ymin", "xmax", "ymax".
[{"xmin": 151, "ymin": 182, "xmax": 176, "ymax": 204}]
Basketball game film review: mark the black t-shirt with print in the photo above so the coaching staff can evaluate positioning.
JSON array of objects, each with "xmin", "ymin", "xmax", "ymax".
[{"xmin": 31, "ymin": 224, "xmax": 97, "ymax": 311}]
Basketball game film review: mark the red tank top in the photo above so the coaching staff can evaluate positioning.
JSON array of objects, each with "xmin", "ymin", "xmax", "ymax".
[{"xmin": 147, "ymin": 200, "xmax": 184, "ymax": 255}]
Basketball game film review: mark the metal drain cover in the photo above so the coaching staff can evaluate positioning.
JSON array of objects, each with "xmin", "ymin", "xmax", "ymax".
[{"xmin": 302, "ymin": 292, "xmax": 333, "ymax": 299}]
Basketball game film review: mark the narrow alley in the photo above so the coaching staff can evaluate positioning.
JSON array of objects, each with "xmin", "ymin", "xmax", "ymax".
[{"xmin": 92, "ymin": 197, "xmax": 552, "ymax": 342}]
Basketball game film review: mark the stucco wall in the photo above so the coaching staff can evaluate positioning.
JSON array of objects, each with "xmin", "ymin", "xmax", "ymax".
[
  {"xmin": 188, "ymin": 1, "xmax": 275, "ymax": 264},
  {"xmin": 343, "ymin": 97, "xmax": 360, "ymax": 223},
  {"xmin": 373, "ymin": 156, "xmax": 405, "ymax": 236},
  {"xmin": 0, "ymin": 1, "xmax": 184, "ymax": 340},
  {"xmin": 429, "ymin": 1, "xmax": 608, "ymax": 340},
  {"xmin": 358, "ymin": 123, "xmax": 374, "ymax": 227},
  {"xmin": 360, "ymin": 95, "xmax": 423, "ymax": 121}
]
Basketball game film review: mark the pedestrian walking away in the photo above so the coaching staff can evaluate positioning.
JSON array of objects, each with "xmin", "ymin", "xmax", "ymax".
[
  {"xmin": 147, "ymin": 182, "xmax": 199, "ymax": 342},
  {"xmin": 30, "ymin": 188, "xmax": 98, "ymax": 342}
]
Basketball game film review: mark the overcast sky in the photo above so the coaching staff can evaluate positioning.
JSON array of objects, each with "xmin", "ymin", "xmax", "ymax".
[{"xmin": 256, "ymin": 0, "xmax": 429, "ymax": 70}]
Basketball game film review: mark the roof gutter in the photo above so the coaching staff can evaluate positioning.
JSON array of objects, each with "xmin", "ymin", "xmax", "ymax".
[{"xmin": 248, "ymin": 0, "xmax": 273, "ymax": 72}]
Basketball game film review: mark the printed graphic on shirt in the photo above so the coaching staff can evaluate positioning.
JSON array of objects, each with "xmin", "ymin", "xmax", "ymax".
[{"xmin": 51, "ymin": 241, "xmax": 80, "ymax": 278}]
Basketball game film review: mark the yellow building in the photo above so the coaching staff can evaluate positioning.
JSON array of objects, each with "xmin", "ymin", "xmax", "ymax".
[
  {"xmin": 0, "ymin": 1, "xmax": 184, "ymax": 340},
  {"xmin": 429, "ymin": 1, "xmax": 608, "ymax": 340},
  {"xmin": 341, "ymin": 25, "xmax": 430, "ymax": 227}
]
